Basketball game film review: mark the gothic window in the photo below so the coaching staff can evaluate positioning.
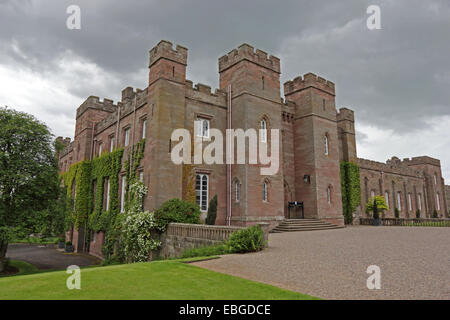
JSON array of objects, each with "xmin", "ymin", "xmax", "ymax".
[
  {"xmin": 262, "ymin": 181, "xmax": 268, "ymax": 202},
  {"xmin": 110, "ymin": 135, "xmax": 115, "ymax": 152},
  {"xmin": 120, "ymin": 176, "xmax": 126, "ymax": 213},
  {"xmin": 196, "ymin": 118, "xmax": 210, "ymax": 138},
  {"xmin": 260, "ymin": 119, "xmax": 267, "ymax": 143},
  {"xmin": 142, "ymin": 118, "xmax": 147, "ymax": 139},
  {"xmin": 370, "ymin": 190, "xmax": 375, "ymax": 199},
  {"xmin": 98, "ymin": 142, "xmax": 103, "ymax": 156},
  {"xmin": 327, "ymin": 186, "xmax": 332, "ymax": 204},
  {"xmin": 408, "ymin": 193, "xmax": 412, "ymax": 211},
  {"xmin": 384, "ymin": 191, "xmax": 389, "ymax": 207},
  {"xmin": 124, "ymin": 128, "xmax": 130, "ymax": 147},
  {"xmin": 235, "ymin": 180, "xmax": 240, "ymax": 203},
  {"xmin": 418, "ymin": 193, "xmax": 422, "ymax": 211},
  {"xmin": 434, "ymin": 174, "xmax": 437, "ymax": 185},
  {"xmin": 436, "ymin": 193, "xmax": 440, "ymax": 211},
  {"xmin": 397, "ymin": 191, "xmax": 402, "ymax": 211},
  {"xmin": 196, "ymin": 174, "xmax": 209, "ymax": 211},
  {"xmin": 105, "ymin": 179, "xmax": 110, "ymax": 211},
  {"xmin": 324, "ymin": 135, "xmax": 329, "ymax": 155}
]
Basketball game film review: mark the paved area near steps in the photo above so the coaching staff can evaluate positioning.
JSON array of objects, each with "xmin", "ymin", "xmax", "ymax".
[
  {"xmin": 6, "ymin": 244, "xmax": 100, "ymax": 270},
  {"xmin": 193, "ymin": 226, "xmax": 450, "ymax": 300}
]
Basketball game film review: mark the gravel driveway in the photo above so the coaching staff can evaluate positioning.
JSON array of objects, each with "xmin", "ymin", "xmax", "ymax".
[
  {"xmin": 192, "ymin": 226, "xmax": 450, "ymax": 300},
  {"xmin": 6, "ymin": 244, "xmax": 100, "ymax": 270}
]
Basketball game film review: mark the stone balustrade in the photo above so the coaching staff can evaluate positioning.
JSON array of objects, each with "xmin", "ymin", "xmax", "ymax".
[{"xmin": 360, "ymin": 218, "xmax": 450, "ymax": 227}]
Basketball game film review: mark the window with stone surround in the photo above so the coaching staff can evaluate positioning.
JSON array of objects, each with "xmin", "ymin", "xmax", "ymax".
[
  {"xmin": 141, "ymin": 118, "xmax": 147, "ymax": 139},
  {"xmin": 436, "ymin": 193, "xmax": 440, "ymax": 211},
  {"xmin": 235, "ymin": 180, "xmax": 240, "ymax": 203},
  {"xmin": 196, "ymin": 174, "xmax": 208, "ymax": 211},
  {"xmin": 397, "ymin": 191, "xmax": 402, "ymax": 211},
  {"xmin": 384, "ymin": 191, "xmax": 389, "ymax": 207},
  {"xmin": 263, "ymin": 181, "xmax": 268, "ymax": 202},
  {"xmin": 327, "ymin": 186, "xmax": 332, "ymax": 204},
  {"xmin": 324, "ymin": 135, "xmax": 329, "ymax": 155},
  {"xmin": 408, "ymin": 193, "xmax": 412, "ymax": 211},
  {"xmin": 109, "ymin": 135, "xmax": 115, "ymax": 152},
  {"xmin": 124, "ymin": 127, "xmax": 130, "ymax": 147},
  {"xmin": 120, "ymin": 175, "xmax": 126, "ymax": 213},
  {"xmin": 260, "ymin": 119, "xmax": 267, "ymax": 143},
  {"xmin": 196, "ymin": 118, "xmax": 210, "ymax": 139},
  {"xmin": 98, "ymin": 142, "xmax": 103, "ymax": 156},
  {"xmin": 105, "ymin": 178, "xmax": 110, "ymax": 211},
  {"xmin": 418, "ymin": 193, "xmax": 422, "ymax": 211}
]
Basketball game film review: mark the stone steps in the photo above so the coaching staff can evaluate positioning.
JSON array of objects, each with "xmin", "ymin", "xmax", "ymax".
[{"xmin": 270, "ymin": 219, "xmax": 343, "ymax": 233}]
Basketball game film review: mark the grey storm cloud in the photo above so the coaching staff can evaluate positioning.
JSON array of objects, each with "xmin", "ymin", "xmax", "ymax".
[{"xmin": 1, "ymin": 0, "xmax": 449, "ymax": 132}]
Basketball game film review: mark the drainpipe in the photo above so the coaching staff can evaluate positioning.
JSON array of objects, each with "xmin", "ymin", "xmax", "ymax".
[
  {"xmin": 115, "ymin": 104, "xmax": 121, "ymax": 149},
  {"xmin": 130, "ymin": 94, "xmax": 137, "ymax": 173},
  {"xmin": 226, "ymin": 84, "xmax": 232, "ymax": 226}
]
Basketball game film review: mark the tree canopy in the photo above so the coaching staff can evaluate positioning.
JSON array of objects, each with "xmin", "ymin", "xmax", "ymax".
[{"xmin": 0, "ymin": 106, "xmax": 60, "ymax": 271}]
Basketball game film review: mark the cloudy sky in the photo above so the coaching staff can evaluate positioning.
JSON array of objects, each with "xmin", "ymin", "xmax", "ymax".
[{"xmin": 1, "ymin": 0, "xmax": 449, "ymax": 180}]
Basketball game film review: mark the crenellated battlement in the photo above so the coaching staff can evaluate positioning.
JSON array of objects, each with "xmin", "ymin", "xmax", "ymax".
[
  {"xmin": 402, "ymin": 156, "xmax": 441, "ymax": 167},
  {"xmin": 76, "ymin": 96, "xmax": 118, "ymax": 119},
  {"xmin": 284, "ymin": 72, "xmax": 335, "ymax": 96},
  {"xmin": 185, "ymin": 80, "xmax": 227, "ymax": 107},
  {"xmin": 358, "ymin": 157, "xmax": 424, "ymax": 178},
  {"xmin": 149, "ymin": 40, "xmax": 188, "ymax": 67},
  {"xmin": 218, "ymin": 43, "xmax": 280, "ymax": 73},
  {"xmin": 337, "ymin": 108, "xmax": 354, "ymax": 122}
]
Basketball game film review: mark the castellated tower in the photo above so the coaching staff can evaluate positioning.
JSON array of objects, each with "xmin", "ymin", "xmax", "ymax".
[
  {"xmin": 219, "ymin": 44, "xmax": 285, "ymax": 227},
  {"xmin": 74, "ymin": 96, "xmax": 118, "ymax": 163},
  {"xmin": 284, "ymin": 73, "xmax": 344, "ymax": 226},
  {"xmin": 147, "ymin": 40, "xmax": 188, "ymax": 209},
  {"xmin": 337, "ymin": 108, "xmax": 357, "ymax": 163}
]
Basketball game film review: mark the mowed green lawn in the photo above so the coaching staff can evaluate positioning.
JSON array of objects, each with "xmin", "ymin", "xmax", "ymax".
[{"xmin": 0, "ymin": 260, "xmax": 318, "ymax": 300}]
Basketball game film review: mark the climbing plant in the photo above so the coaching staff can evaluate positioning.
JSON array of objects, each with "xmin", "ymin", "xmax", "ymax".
[
  {"xmin": 340, "ymin": 161, "xmax": 361, "ymax": 224},
  {"xmin": 60, "ymin": 139, "xmax": 146, "ymax": 260}
]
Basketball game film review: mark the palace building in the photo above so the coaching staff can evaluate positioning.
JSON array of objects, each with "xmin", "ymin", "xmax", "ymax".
[{"xmin": 58, "ymin": 40, "xmax": 448, "ymax": 254}]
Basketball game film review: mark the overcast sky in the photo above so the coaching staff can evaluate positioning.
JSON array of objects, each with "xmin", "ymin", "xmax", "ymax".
[{"xmin": 1, "ymin": 0, "xmax": 449, "ymax": 180}]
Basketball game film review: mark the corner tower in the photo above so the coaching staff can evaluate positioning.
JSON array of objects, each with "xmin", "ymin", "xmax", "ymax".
[
  {"xmin": 284, "ymin": 73, "xmax": 344, "ymax": 226},
  {"xmin": 219, "ymin": 44, "xmax": 284, "ymax": 227},
  {"xmin": 147, "ymin": 40, "xmax": 188, "ymax": 209}
]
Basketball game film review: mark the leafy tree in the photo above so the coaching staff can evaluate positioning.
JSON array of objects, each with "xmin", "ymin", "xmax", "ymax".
[
  {"xmin": 365, "ymin": 196, "xmax": 388, "ymax": 220},
  {"xmin": 0, "ymin": 107, "xmax": 59, "ymax": 272},
  {"xmin": 205, "ymin": 195, "xmax": 218, "ymax": 225}
]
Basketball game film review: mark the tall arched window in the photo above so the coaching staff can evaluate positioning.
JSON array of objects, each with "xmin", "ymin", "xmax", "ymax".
[
  {"xmin": 324, "ymin": 135, "xmax": 329, "ymax": 155},
  {"xmin": 196, "ymin": 174, "xmax": 209, "ymax": 211},
  {"xmin": 436, "ymin": 193, "xmax": 440, "ymax": 211},
  {"xmin": 260, "ymin": 119, "xmax": 267, "ymax": 143},
  {"xmin": 262, "ymin": 181, "xmax": 268, "ymax": 202},
  {"xmin": 384, "ymin": 191, "xmax": 389, "ymax": 207},
  {"xmin": 327, "ymin": 186, "xmax": 331, "ymax": 204},
  {"xmin": 235, "ymin": 181, "xmax": 240, "ymax": 203}
]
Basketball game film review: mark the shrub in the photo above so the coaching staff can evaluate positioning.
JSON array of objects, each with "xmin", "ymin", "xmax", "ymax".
[
  {"xmin": 122, "ymin": 210, "xmax": 161, "ymax": 263},
  {"xmin": 432, "ymin": 210, "xmax": 438, "ymax": 218},
  {"xmin": 394, "ymin": 207, "xmax": 400, "ymax": 218},
  {"xmin": 181, "ymin": 244, "xmax": 227, "ymax": 259},
  {"xmin": 205, "ymin": 195, "xmax": 218, "ymax": 225},
  {"xmin": 226, "ymin": 225, "xmax": 265, "ymax": 253},
  {"xmin": 154, "ymin": 198, "xmax": 201, "ymax": 230},
  {"xmin": 415, "ymin": 209, "xmax": 421, "ymax": 219},
  {"xmin": 365, "ymin": 196, "xmax": 388, "ymax": 220},
  {"xmin": 65, "ymin": 241, "xmax": 72, "ymax": 246}
]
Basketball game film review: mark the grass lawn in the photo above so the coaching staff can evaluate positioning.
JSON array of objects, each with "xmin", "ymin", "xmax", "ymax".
[{"xmin": 0, "ymin": 259, "xmax": 318, "ymax": 300}]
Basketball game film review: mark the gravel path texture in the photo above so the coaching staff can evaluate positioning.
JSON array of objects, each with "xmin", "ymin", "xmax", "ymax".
[{"xmin": 192, "ymin": 226, "xmax": 450, "ymax": 300}]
